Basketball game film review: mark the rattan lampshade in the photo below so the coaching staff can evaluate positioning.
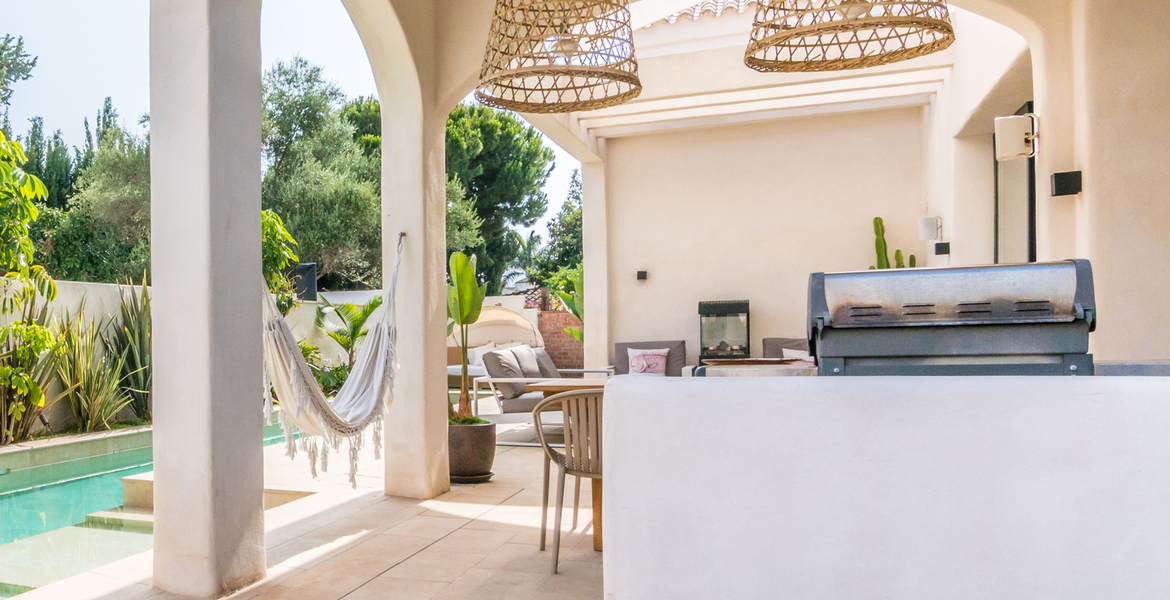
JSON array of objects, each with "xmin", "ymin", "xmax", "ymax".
[
  {"xmin": 744, "ymin": 0, "xmax": 955, "ymax": 73},
  {"xmin": 475, "ymin": 0, "xmax": 642, "ymax": 113}
]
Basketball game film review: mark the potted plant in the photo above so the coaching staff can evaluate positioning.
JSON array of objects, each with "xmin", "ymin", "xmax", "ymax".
[{"xmin": 446, "ymin": 251, "xmax": 495, "ymax": 483}]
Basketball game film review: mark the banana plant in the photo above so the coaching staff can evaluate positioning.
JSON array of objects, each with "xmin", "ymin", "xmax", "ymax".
[
  {"xmin": 556, "ymin": 269, "xmax": 584, "ymax": 343},
  {"xmin": 447, "ymin": 251, "xmax": 487, "ymax": 421}
]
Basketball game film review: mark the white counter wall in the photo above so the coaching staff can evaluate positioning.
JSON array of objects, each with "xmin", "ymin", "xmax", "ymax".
[{"xmin": 604, "ymin": 375, "xmax": 1170, "ymax": 599}]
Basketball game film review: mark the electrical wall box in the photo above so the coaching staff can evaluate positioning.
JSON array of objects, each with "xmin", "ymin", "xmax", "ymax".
[
  {"xmin": 995, "ymin": 114, "xmax": 1038, "ymax": 161},
  {"xmin": 935, "ymin": 242, "xmax": 951, "ymax": 256},
  {"xmin": 637, "ymin": 271, "xmax": 648, "ymax": 280},
  {"xmin": 1052, "ymin": 171, "xmax": 1083, "ymax": 196}
]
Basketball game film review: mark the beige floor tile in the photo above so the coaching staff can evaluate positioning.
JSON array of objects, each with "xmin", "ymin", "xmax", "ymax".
[
  {"xmin": 303, "ymin": 516, "xmax": 392, "ymax": 541},
  {"xmin": 347, "ymin": 499, "xmax": 428, "ymax": 525},
  {"xmin": 431, "ymin": 567, "xmax": 546, "ymax": 600},
  {"xmin": 383, "ymin": 547, "xmax": 488, "ymax": 583},
  {"xmin": 222, "ymin": 566, "xmax": 301, "ymax": 600},
  {"xmin": 427, "ymin": 528, "xmax": 516, "ymax": 554},
  {"xmin": 90, "ymin": 549, "xmax": 153, "ymax": 584},
  {"xmin": 522, "ymin": 559, "xmax": 603, "ymax": 600},
  {"xmin": 14, "ymin": 571, "xmax": 163, "ymax": 600},
  {"xmin": 280, "ymin": 534, "xmax": 433, "ymax": 595},
  {"xmin": 252, "ymin": 583, "xmax": 342, "ymax": 600},
  {"xmin": 343, "ymin": 575, "xmax": 449, "ymax": 600},
  {"xmin": 473, "ymin": 542, "xmax": 562, "ymax": 575},
  {"xmin": 384, "ymin": 515, "xmax": 469, "ymax": 540}
]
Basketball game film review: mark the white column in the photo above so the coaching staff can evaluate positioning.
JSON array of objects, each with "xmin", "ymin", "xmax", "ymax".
[
  {"xmin": 582, "ymin": 158, "xmax": 611, "ymax": 370},
  {"xmin": 150, "ymin": 0, "xmax": 265, "ymax": 596},
  {"xmin": 382, "ymin": 108, "xmax": 450, "ymax": 499}
]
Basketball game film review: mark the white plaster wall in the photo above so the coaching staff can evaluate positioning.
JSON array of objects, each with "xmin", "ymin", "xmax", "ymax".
[
  {"xmin": 1077, "ymin": 0, "xmax": 1170, "ymax": 361},
  {"xmin": 604, "ymin": 375, "xmax": 1170, "ymax": 599},
  {"xmin": 604, "ymin": 109, "xmax": 925, "ymax": 365}
]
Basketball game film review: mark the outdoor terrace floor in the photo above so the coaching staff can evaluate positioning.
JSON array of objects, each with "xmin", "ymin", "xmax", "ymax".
[{"xmin": 22, "ymin": 422, "xmax": 602, "ymax": 600}]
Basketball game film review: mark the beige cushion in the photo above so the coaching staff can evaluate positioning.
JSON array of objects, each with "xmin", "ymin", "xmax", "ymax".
[
  {"xmin": 483, "ymin": 349, "xmax": 525, "ymax": 399},
  {"xmin": 467, "ymin": 342, "xmax": 496, "ymax": 367}
]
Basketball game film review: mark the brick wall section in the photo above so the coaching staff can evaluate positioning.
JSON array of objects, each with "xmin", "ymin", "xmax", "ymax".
[{"xmin": 539, "ymin": 311, "xmax": 584, "ymax": 371}]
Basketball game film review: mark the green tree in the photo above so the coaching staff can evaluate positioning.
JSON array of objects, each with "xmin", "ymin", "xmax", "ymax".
[
  {"xmin": 42, "ymin": 130, "xmax": 74, "ymax": 208},
  {"xmin": 446, "ymin": 103, "xmax": 555, "ymax": 294},
  {"xmin": 446, "ymin": 175, "xmax": 483, "ymax": 254},
  {"xmin": 505, "ymin": 230, "xmax": 542, "ymax": 287},
  {"xmin": 38, "ymin": 118, "xmax": 151, "ymax": 283},
  {"xmin": 341, "ymin": 96, "xmax": 381, "ymax": 157},
  {"xmin": 263, "ymin": 57, "xmax": 345, "ymax": 177},
  {"xmin": 262, "ymin": 59, "xmax": 381, "ymax": 289},
  {"xmin": 0, "ymin": 36, "xmax": 36, "ymax": 107},
  {"xmin": 533, "ymin": 168, "xmax": 582, "ymax": 284},
  {"xmin": 21, "ymin": 118, "xmax": 76, "ymax": 209}
]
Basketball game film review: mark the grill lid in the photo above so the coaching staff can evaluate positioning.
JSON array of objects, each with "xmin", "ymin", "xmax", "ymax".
[{"xmin": 811, "ymin": 261, "xmax": 1095, "ymax": 329}]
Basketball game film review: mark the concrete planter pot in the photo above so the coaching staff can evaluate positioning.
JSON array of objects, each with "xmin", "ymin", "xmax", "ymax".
[{"xmin": 448, "ymin": 422, "xmax": 496, "ymax": 484}]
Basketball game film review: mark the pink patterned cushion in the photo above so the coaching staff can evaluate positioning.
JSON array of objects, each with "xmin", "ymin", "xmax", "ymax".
[{"xmin": 628, "ymin": 348, "xmax": 669, "ymax": 376}]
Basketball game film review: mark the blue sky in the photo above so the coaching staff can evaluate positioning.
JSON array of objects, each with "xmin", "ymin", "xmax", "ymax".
[{"xmin": 1, "ymin": 0, "xmax": 577, "ymax": 238}]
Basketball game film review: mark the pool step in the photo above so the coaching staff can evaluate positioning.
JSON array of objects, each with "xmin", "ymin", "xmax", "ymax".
[
  {"xmin": 122, "ymin": 471, "xmax": 314, "ymax": 511},
  {"xmin": 84, "ymin": 507, "xmax": 155, "ymax": 533}
]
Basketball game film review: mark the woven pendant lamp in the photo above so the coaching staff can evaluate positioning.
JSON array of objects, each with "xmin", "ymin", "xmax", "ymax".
[
  {"xmin": 475, "ymin": 0, "xmax": 642, "ymax": 113},
  {"xmin": 744, "ymin": 0, "xmax": 955, "ymax": 73}
]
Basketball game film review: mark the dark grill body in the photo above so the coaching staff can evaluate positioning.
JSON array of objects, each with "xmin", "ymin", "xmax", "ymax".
[{"xmin": 808, "ymin": 260, "xmax": 1096, "ymax": 376}]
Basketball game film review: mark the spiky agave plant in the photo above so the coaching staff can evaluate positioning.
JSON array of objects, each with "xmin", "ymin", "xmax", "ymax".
[
  {"xmin": 103, "ymin": 276, "xmax": 152, "ymax": 420},
  {"xmin": 57, "ymin": 306, "xmax": 134, "ymax": 432}
]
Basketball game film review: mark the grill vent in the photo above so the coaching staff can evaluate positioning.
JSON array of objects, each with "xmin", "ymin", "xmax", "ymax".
[
  {"xmin": 849, "ymin": 305, "xmax": 882, "ymax": 318},
  {"xmin": 1014, "ymin": 299, "xmax": 1052, "ymax": 313},
  {"xmin": 902, "ymin": 303, "xmax": 936, "ymax": 316}
]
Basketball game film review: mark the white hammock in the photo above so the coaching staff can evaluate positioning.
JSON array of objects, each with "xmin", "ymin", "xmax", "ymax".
[{"xmin": 261, "ymin": 234, "xmax": 404, "ymax": 487}]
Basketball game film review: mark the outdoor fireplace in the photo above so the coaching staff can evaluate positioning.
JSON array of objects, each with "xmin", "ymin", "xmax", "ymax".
[
  {"xmin": 807, "ymin": 260, "xmax": 1096, "ymax": 376},
  {"xmin": 699, "ymin": 300, "xmax": 750, "ymax": 360}
]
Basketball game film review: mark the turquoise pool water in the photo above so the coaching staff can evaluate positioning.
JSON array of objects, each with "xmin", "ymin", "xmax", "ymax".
[{"xmin": 0, "ymin": 462, "xmax": 154, "ymax": 546}]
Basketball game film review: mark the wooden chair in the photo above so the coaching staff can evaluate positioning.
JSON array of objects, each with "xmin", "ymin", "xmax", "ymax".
[{"xmin": 533, "ymin": 389, "xmax": 603, "ymax": 574}]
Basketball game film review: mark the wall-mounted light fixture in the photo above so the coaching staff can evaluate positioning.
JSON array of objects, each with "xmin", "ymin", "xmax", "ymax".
[
  {"xmin": 1052, "ymin": 171, "xmax": 1083, "ymax": 196},
  {"xmin": 995, "ymin": 113, "xmax": 1039, "ymax": 161}
]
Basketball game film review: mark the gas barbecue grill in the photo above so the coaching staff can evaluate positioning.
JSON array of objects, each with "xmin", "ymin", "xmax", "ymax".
[{"xmin": 807, "ymin": 260, "xmax": 1096, "ymax": 376}]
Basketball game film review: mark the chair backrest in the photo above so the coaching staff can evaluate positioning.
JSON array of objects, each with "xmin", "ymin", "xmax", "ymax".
[
  {"xmin": 533, "ymin": 390, "xmax": 603, "ymax": 477},
  {"xmin": 614, "ymin": 340, "xmax": 686, "ymax": 376},
  {"xmin": 761, "ymin": 337, "xmax": 810, "ymax": 358}
]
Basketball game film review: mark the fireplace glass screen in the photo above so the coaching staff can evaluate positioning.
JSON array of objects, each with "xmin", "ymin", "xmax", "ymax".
[{"xmin": 699, "ymin": 300, "xmax": 750, "ymax": 360}]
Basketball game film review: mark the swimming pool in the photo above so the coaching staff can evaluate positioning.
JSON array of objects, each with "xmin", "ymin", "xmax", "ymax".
[{"xmin": 0, "ymin": 424, "xmax": 292, "ymax": 596}]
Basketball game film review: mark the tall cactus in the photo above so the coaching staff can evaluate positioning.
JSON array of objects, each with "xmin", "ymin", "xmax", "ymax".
[
  {"xmin": 871, "ymin": 217, "xmax": 916, "ymax": 269},
  {"xmin": 873, "ymin": 217, "xmax": 891, "ymax": 269}
]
